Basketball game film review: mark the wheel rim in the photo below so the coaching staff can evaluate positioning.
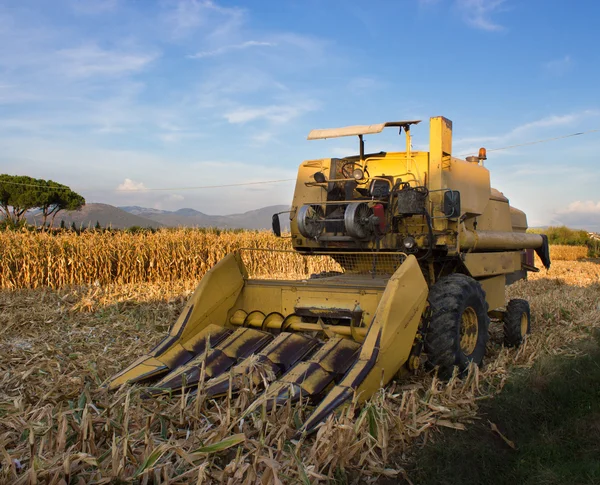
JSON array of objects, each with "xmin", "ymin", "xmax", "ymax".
[
  {"xmin": 520, "ymin": 312, "xmax": 528, "ymax": 336},
  {"xmin": 460, "ymin": 306, "xmax": 479, "ymax": 355}
]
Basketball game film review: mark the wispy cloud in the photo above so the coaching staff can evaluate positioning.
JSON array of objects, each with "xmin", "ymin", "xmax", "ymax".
[
  {"xmin": 224, "ymin": 101, "xmax": 319, "ymax": 124},
  {"xmin": 57, "ymin": 44, "xmax": 157, "ymax": 78},
  {"xmin": 188, "ymin": 40, "xmax": 276, "ymax": 59},
  {"xmin": 166, "ymin": 0, "xmax": 244, "ymax": 38},
  {"xmin": 544, "ymin": 55, "xmax": 573, "ymax": 76},
  {"xmin": 454, "ymin": 110, "xmax": 600, "ymax": 155},
  {"xmin": 419, "ymin": 0, "xmax": 507, "ymax": 30},
  {"xmin": 456, "ymin": 0, "xmax": 506, "ymax": 31},
  {"xmin": 346, "ymin": 77, "xmax": 385, "ymax": 94},
  {"xmin": 0, "ymin": 1, "xmax": 336, "ymax": 212}
]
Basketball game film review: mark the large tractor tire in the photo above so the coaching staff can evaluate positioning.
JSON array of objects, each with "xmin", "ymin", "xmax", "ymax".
[
  {"xmin": 503, "ymin": 299, "xmax": 531, "ymax": 347},
  {"xmin": 425, "ymin": 274, "xmax": 490, "ymax": 378}
]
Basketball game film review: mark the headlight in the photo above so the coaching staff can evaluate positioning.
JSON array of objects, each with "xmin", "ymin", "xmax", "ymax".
[
  {"xmin": 403, "ymin": 236, "xmax": 416, "ymax": 250},
  {"xmin": 352, "ymin": 168, "xmax": 364, "ymax": 180},
  {"xmin": 313, "ymin": 171, "xmax": 326, "ymax": 183}
]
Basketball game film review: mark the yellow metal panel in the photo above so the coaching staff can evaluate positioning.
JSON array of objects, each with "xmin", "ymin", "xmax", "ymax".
[
  {"xmin": 510, "ymin": 206, "xmax": 528, "ymax": 232},
  {"xmin": 300, "ymin": 255, "xmax": 428, "ymax": 432},
  {"xmin": 355, "ymin": 255, "xmax": 429, "ymax": 397},
  {"xmin": 463, "ymin": 251, "xmax": 522, "ymax": 277},
  {"xmin": 476, "ymin": 199, "xmax": 512, "ymax": 232},
  {"xmin": 429, "ymin": 116, "xmax": 453, "ymax": 158},
  {"xmin": 231, "ymin": 279, "xmax": 384, "ymax": 328},
  {"xmin": 106, "ymin": 253, "xmax": 246, "ymax": 389},
  {"xmin": 478, "ymin": 275, "xmax": 506, "ymax": 311},
  {"xmin": 442, "ymin": 158, "xmax": 491, "ymax": 216},
  {"xmin": 107, "ymin": 357, "xmax": 167, "ymax": 390},
  {"xmin": 178, "ymin": 253, "xmax": 245, "ymax": 342}
]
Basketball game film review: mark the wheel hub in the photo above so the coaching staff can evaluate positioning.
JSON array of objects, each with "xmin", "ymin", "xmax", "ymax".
[
  {"xmin": 520, "ymin": 312, "xmax": 528, "ymax": 337},
  {"xmin": 460, "ymin": 306, "xmax": 479, "ymax": 355}
]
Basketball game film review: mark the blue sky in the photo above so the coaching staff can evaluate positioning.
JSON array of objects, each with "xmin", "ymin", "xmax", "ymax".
[{"xmin": 1, "ymin": 0, "xmax": 599, "ymax": 228}]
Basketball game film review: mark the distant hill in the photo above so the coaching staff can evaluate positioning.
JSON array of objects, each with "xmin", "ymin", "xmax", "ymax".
[
  {"xmin": 23, "ymin": 203, "xmax": 290, "ymax": 230},
  {"xmin": 27, "ymin": 203, "xmax": 163, "ymax": 229},
  {"xmin": 119, "ymin": 204, "xmax": 290, "ymax": 230}
]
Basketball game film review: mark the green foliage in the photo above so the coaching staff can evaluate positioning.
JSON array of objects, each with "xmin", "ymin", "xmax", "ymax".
[
  {"xmin": 0, "ymin": 174, "xmax": 85, "ymax": 229},
  {"xmin": 588, "ymin": 236, "xmax": 600, "ymax": 258},
  {"xmin": 527, "ymin": 225, "xmax": 590, "ymax": 246},
  {"xmin": 38, "ymin": 179, "xmax": 85, "ymax": 227},
  {"xmin": 0, "ymin": 174, "xmax": 42, "ymax": 227}
]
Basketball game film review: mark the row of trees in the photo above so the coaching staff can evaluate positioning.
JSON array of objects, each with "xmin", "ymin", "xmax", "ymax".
[{"xmin": 0, "ymin": 174, "xmax": 85, "ymax": 228}]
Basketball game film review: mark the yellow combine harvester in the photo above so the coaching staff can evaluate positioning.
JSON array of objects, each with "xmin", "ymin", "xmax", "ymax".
[{"xmin": 107, "ymin": 116, "xmax": 550, "ymax": 433}]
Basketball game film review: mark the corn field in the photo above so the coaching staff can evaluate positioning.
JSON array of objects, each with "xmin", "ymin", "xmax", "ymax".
[
  {"xmin": 0, "ymin": 230, "xmax": 593, "ymax": 290},
  {"xmin": 0, "ymin": 229, "xmax": 293, "ymax": 289}
]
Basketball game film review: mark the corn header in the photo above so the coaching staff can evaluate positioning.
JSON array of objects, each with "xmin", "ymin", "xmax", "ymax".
[{"xmin": 106, "ymin": 116, "xmax": 550, "ymax": 433}]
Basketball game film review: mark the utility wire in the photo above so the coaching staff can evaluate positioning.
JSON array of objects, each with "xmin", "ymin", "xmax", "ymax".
[
  {"xmin": 0, "ymin": 178, "xmax": 296, "ymax": 192},
  {"xmin": 458, "ymin": 128, "xmax": 600, "ymax": 156},
  {"xmin": 1, "ymin": 128, "xmax": 599, "ymax": 193}
]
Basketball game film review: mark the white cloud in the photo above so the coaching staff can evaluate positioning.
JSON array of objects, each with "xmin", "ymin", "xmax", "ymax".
[
  {"xmin": 553, "ymin": 200, "xmax": 600, "ymax": 231},
  {"xmin": 456, "ymin": 0, "xmax": 506, "ymax": 31},
  {"xmin": 57, "ymin": 44, "xmax": 157, "ymax": 78},
  {"xmin": 188, "ymin": 40, "xmax": 276, "ymax": 59},
  {"xmin": 558, "ymin": 201, "xmax": 600, "ymax": 215},
  {"xmin": 117, "ymin": 179, "xmax": 147, "ymax": 191}
]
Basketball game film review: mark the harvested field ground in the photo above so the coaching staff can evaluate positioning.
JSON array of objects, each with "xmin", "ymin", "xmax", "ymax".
[
  {"xmin": 548, "ymin": 244, "xmax": 589, "ymax": 261},
  {"xmin": 406, "ymin": 332, "xmax": 600, "ymax": 485},
  {"xmin": 1, "ymin": 253, "xmax": 599, "ymax": 484}
]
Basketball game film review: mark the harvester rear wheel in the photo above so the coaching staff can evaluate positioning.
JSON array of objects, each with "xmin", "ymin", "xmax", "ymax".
[
  {"xmin": 503, "ymin": 299, "xmax": 531, "ymax": 347},
  {"xmin": 425, "ymin": 274, "xmax": 490, "ymax": 378}
]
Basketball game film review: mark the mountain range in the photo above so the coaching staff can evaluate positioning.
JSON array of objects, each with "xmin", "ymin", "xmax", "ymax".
[{"xmin": 28, "ymin": 203, "xmax": 290, "ymax": 230}]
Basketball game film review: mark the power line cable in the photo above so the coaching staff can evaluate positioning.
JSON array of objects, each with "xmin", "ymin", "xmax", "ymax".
[
  {"xmin": 1, "ymin": 128, "xmax": 598, "ymax": 193},
  {"xmin": 458, "ymin": 128, "xmax": 600, "ymax": 156},
  {"xmin": 0, "ymin": 178, "xmax": 296, "ymax": 192}
]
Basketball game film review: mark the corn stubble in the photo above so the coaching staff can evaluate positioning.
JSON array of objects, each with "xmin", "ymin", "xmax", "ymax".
[{"xmin": 1, "ymin": 234, "xmax": 599, "ymax": 483}]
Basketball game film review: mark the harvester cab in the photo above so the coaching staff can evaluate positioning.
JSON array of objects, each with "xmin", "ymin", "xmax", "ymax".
[{"xmin": 106, "ymin": 116, "xmax": 550, "ymax": 434}]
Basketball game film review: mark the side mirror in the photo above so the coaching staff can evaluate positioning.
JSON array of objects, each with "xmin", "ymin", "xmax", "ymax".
[
  {"xmin": 272, "ymin": 213, "xmax": 281, "ymax": 237},
  {"xmin": 443, "ymin": 190, "xmax": 461, "ymax": 218}
]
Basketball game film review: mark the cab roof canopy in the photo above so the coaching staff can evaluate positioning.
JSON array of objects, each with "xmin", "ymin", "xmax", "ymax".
[{"xmin": 307, "ymin": 120, "xmax": 421, "ymax": 140}]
